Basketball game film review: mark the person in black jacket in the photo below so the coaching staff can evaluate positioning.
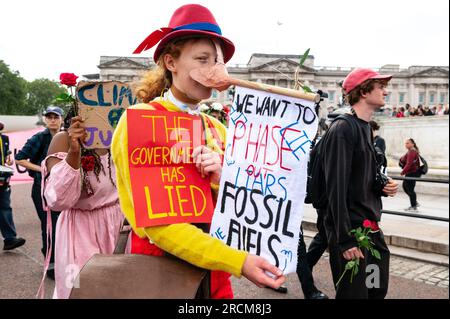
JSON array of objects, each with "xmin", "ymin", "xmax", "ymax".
[
  {"xmin": 369, "ymin": 120, "xmax": 387, "ymax": 175},
  {"xmin": 322, "ymin": 68, "xmax": 398, "ymax": 299},
  {"xmin": 0, "ymin": 122, "xmax": 26, "ymax": 250},
  {"xmin": 15, "ymin": 106, "xmax": 63, "ymax": 279},
  {"xmin": 369, "ymin": 120, "xmax": 385, "ymax": 154}
]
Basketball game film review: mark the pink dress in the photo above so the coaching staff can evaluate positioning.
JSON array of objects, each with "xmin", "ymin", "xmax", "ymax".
[{"xmin": 42, "ymin": 152, "xmax": 124, "ymax": 299}]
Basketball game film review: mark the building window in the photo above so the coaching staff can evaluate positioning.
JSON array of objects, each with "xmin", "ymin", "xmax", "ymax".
[
  {"xmin": 419, "ymin": 92, "xmax": 425, "ymax": 104},
  {"xmin": 212, "ymin": 90, "xmax": 218, "ymax": 99},
  {"xmin": 429, "ymin": 92, "xmax": 435, "ymax": 104},
  {"xmin": 278, "ymin": 79, "xmax": 287, "ymax": 88},
  {"xmin": 399, "ymin": 92, "xmax": 405, "ymax": 104},
  {"xmin": 328, "ymin": 91, "xmax": 335, "ymax": 103},
  {"xmin": 385, "ymin": 93, "xmax": 391, "ymax": 103},
  {"xmin": 440, "ymin": 92, "xmax": 447, "ymax": 104},
  {"xmin": 266, "ymin": 79, "xmax": 275, "ymax": 86}
]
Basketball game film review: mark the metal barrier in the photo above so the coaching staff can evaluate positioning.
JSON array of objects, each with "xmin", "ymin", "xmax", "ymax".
[
  {"xmin": 390, "ymin": 176, "xmax": 449, "ymax": 184},
  {"xmin": 381, "ymin": 175, "xmax": 449, "ymax": 222}
]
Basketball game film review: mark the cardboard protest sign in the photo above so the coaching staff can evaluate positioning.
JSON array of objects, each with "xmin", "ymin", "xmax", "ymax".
[
  {"xmin": 76, "ymin": 81, "xmax": 137, "ymax": 149},
  {"xmin": 127, "ymin": 109, "xmax": 215, "ymax": 227},
  {"xmin": 210, "ymin": 86, "xmax": 318, "ymax": 274}
]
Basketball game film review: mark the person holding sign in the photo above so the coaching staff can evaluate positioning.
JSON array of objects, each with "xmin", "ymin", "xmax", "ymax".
[
  {"xmin": 112, "ymin": 4, "xmax": 285, "ymax": 298},
  {"xmin": 40, "ymin": 107, "xmax": 124, "ymax": 298}
]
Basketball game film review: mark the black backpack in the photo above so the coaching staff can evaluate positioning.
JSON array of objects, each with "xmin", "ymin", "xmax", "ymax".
[
  {"xmin": 304, "ymin": 114, "xmax": 358, "ymax": 209},
  {"xmin": 419, "ymin": 155, "xmax": 428, "ymax": 175}
]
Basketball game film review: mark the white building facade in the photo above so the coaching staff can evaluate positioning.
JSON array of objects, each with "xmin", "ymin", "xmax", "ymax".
[{"xmin": 84, "ymin": 54, "xmax": 449, "ymax": 108}]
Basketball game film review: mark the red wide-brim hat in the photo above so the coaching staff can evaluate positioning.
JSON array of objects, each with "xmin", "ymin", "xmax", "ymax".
[{"xmin": 133, "ymin": 4, "xmax": 235, "ymax": 63}]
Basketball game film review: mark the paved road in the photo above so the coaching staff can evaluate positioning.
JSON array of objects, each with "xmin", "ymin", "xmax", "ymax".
[{"xmin": 0, "ymin": 183, "xmax": 448, "ymax": 299}]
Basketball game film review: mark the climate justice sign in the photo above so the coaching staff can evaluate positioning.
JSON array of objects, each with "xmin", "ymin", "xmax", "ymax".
[
  {"xmin": 210, "ymin": 86, "xmax": 318, "ymax": 274},
  {"xmin": 127, "ymin": 109, "xmax": 214, "ymax": 227},
  {"xmin": 77, "ymin": 81, "xmax": 137, "ymax": 149}
]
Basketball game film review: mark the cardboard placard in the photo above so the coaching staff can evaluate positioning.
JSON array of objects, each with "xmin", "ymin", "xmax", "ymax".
[
  {"xmin": 210, "ymin": 86, "xmax": 318, "ymax": 274},
  {"xmin": 76, "ymin": 81, "xmax": 137, "ymax": 149},
  {"xmin": 127, "ymin": 109, "xmax": 215, "ymax": 227}
]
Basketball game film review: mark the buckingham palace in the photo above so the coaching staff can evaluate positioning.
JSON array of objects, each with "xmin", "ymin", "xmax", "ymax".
[{"xmin": 83, "ymin": 54, "xmax": 449, "ymax": 108}]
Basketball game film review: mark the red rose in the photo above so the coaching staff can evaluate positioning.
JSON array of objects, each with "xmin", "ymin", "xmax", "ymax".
[
  {"xmin": 81, "ymin": 155, "xmax": 95, "ymax": 171},
  {"xmin": 363, "ymin": 219, "xmax": 379, "ymax": 231},
  {"xmin": 370, "ymin": 221, "xmax": 380, "ymax": 231},
  {"xmin": 60, "ymin": 73, "xmax": 78, "ymax": 87},
  {"xmin": 362, "ymin": 219, "xmax": 372, "ymax": 229}
]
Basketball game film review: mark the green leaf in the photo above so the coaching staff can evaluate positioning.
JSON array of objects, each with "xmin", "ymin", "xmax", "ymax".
[
  {"xmin": 345, "ymin": 261, "xmax": 355, "ymax": 270},
  {"xmin": 301, "ymin": 85, "xmax": 313, "ymax": 93},
  {"xmin": 54, "ymin": 93, "xmax": 75, "ymax": 103},
  {"xmin": 360, "ymin": 238, "xmax": 370, "ymax": 248},
  {"xmin": 55, "ymin": 93, "xmax": 71, "ymax": 99},
  {"xmin": 299, "ymin": 48, "xmax": 310, "ymax": 67},
  {"xmin": 372, "ymin": 249, "xmax": 381, "ymax": 260}
]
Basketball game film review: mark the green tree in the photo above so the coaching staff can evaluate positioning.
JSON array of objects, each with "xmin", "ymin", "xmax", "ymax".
[
  {"xmin": 0, "ymin": 60, "xmax": 27, "ymax": 115},
  {"xmin": 26, "ymin": 78, "xmax": 67, "ymax": 115}
]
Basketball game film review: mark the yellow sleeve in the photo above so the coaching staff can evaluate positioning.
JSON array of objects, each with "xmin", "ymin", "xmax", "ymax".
[{"xmin": 111, "ymin": 104, "xmax": 248, "ymax": 277}]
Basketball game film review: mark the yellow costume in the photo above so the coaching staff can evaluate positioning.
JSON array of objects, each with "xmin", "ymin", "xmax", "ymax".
[{"xmin": 111, "ymin": 98, "xmax": 248, "ymax": 277}]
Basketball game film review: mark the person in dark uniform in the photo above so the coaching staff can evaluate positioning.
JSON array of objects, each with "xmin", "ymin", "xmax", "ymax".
[
  {"xmin": 0, "ymin": 121, "xmax": 26, "ymax": 250},
  {"xmin": 15, "ymin": 106, "xmax": 63, "ymax": 279},
  {"xmin": 322, "ymin": 68, "xmax": 398, "ymax": 299}
]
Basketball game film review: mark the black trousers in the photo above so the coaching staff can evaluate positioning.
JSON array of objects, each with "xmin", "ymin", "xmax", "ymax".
[
  {"xmin": 31, "ymin": 180, "xmax": 59, "ymax": 263},
  {"xmin": 306, "ymin": 209, "xmax": 328, "ymax": 270},
  {"xmin": 402, "ymin": 171, "xmax": 421, "ymax": 207},
  {"xmin": 296, "ymin": 226, "xmax": 317, "ymax": 297},
  {"xmin": 326, "ymin": 226, "xmax": 390, "ymax": 299}
]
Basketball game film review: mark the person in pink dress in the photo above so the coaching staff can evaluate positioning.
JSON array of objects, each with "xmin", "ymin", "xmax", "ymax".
[{"xmin": 40, "ymin": 115, "xmax": 123, "ymax": 299}]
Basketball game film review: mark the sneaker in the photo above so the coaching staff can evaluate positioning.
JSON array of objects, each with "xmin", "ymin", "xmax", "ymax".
[
  {"xmin": 269, "ymin": 285, "xmax": 288, "ymax": 293},
  {"xmin": 416, "ymin": 202, "xmax": 421, "ymax": 207},
  {"xmin": 305, "ymin": 289, "xmax": 329, "ymax": 299},
  {"xmin": 46, "ymin": 269, "xmax": 55, "ymax": 280},
  {"xmin": 404, "ymin": 206, "xmax": 418, "ymax": 212},
  {"xmin": 3, "ymin": 237, "xmax": 26, "ymax": 251}
]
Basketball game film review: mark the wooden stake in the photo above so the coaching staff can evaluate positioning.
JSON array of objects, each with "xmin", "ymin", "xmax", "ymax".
[{"xmin": 230, "ymin": 78, "xmax": 320, "ymax": 103}]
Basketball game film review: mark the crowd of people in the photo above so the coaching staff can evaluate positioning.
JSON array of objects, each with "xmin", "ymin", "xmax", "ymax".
[
  {"xmin": 390, "ymin": 103, "xmax": 449, "ymax": 117},
  {"xmin": 4, "ymin": 3, "xmax": 439, "ymax": 301}
]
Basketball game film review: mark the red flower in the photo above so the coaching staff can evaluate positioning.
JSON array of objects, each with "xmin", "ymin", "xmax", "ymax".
[
  {"xmin": 362, "ymin": 219, "xmax": 372, "ymax": 229},
  {"xmin": 362, "ymin": 219, "xmax": 379, "ymax": 231},
  {"xmin": 60, "ymin": 73, "xmax": 78, "ymax": 87},
  {"xmin": 81, "ymin": 155, "xmax": 95, "ymax": 171},
  {"xmin": 337, "ymin": 219, "xmax": 382, "ymax": 287},
  {"xmin": 370, "ymin": 221, "xmax": 380, "ymax": 231}
]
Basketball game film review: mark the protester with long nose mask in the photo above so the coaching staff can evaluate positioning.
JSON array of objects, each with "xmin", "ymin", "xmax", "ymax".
[{"xmin": 112, "ymin": 4, "xmax": 286, "ymax": 298}]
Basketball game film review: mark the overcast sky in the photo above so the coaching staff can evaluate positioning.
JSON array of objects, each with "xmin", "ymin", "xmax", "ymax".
[{"xmin": 1, "ymin": 0, "xmax": 448, "ymax": 82}]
